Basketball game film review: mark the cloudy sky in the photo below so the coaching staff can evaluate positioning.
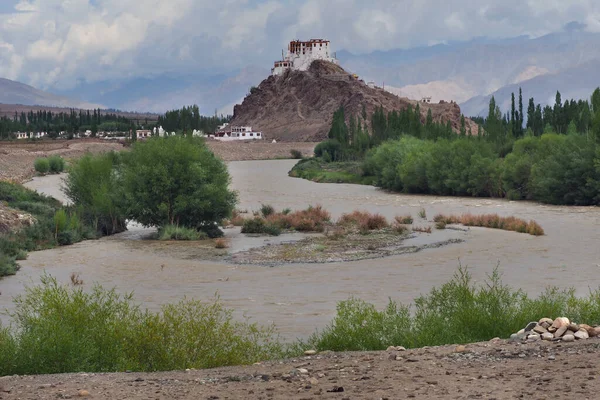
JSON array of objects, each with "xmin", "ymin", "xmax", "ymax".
[{"xmin": 1, "ymin": 0, "xmax": 600, "ymax": 90}]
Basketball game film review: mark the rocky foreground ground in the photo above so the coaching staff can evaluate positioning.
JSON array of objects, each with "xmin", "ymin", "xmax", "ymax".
[{"xmin": 1, "ymin": 338, "xmax": 600, "ymax": 399}]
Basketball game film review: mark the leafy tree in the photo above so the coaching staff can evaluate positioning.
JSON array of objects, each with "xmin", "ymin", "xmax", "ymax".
[
  {"xmin": 328, "ymin": 106, "xmax": 349, "ymax": 147},
  {"xmin": 121, "ymin": 137, "xmax": 236, "ymax": 236},
  {"xmin": 64, "ymin": 152, "xmax": 127, "ymax": 235}
]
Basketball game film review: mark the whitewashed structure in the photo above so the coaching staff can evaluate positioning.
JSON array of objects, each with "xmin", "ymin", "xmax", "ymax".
[
  {"xmin": 212, "ymin": 126, "xmax": 263, "ymax": 141},
  {"xmin": 16, "ymin": 132, "xmax": 27, "ymax": 139},
  {"xmin": 272, "ymin": 39, "xmax": 338, "ymax": 76},
  {"xmin": 136, "ymin": 130, "xmax": 152, "ymax": 139}
]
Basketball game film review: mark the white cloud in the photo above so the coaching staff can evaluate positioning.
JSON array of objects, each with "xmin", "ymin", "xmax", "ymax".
[{"xmin": 1, "ymin": 0, "xmax": 600, "ymax": 92}]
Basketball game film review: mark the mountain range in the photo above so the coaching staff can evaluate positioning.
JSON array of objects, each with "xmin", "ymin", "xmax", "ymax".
[
  {"xmin": 2, "ymin": 27, "xmax": 599, "ymax": 117},
  {"xmin": 0, "ymin": 78, "xmax": 102, "ymax": 110}
]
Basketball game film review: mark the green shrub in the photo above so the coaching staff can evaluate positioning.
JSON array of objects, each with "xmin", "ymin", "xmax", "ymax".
[
  {"xmin": 260, "ymin": 204, "xmax": 275, "ymax": 217},
  {"xmin": 48, "ymin": 156, "xmax": 66, "ymax": 173},
  {"xmin": 34, "ymin": 158, "xmax": 50, "ymax": 174},
  {"xmin": 15, "ymin": 250, "xmax": 28, "ymax": 261},
  {"xmin": 314, "ymin": 139, "xmax": 343, "ymax": 162},
  {"xmin": 0, "ymin": 275, "xmax": 283, "ymax": 375},
  {"xmin": 53, "ymin": 209, "xmax": 68, "ymax": 236},
  {"xmin": 158, "ymin": 225, "xmax": 207, "ymax": 241},
  {"xmin": 64, "ymin": 152, "xmax": 127, "ymax": 235},
  {"xmin": 0, "ymin": 255, "xmax": 19, "ymax": 277},
  {"xmin": 241, "ymin": 217, "xmax": 281, "ymax": 236},
  {"xmin": 304, "ymin": 266, "xmax": 600, "ymax": 352}
]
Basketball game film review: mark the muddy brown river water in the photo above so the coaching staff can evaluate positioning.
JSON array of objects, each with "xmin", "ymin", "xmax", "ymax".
[{"xmin": 1, "ymin": 160, "xmax": 599, "ymax": 339}]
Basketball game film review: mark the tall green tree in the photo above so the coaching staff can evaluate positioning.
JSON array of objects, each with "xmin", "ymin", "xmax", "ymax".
[
  {"xmin": 121, "ymin": 137, "xmax": 237, "ymax": 235},
  {"xmin": 328, "ymin": 106, "xmax": 350, "ymax": 147},
  {"xmin": 518, "ymin": 88, "xmax": 524, "ymax": 137}
]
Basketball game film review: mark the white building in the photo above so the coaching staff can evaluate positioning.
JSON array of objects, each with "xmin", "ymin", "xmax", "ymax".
[
  {"xmin": 16, "ymin": 132, "xmax": 27, "ymax": 139},
  {"xmin": 272, "ymin": 39, "xmax": 338, "ymax": 76},
  {"xmin": 136, "ymin": 130, "xmax": 152, "ymax": 139},
  {"xmin": 212, "ymin": 126, "xmax": 263, "ymax": 141}
]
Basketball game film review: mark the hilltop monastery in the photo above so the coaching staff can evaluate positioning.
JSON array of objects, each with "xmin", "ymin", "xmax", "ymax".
[{"xmin": 272, "ymin": 39, "xmax": 339, "ymax": 76}]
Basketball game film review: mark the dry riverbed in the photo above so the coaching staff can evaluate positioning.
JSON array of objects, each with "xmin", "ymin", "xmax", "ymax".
[{"xmin": 2, "ymin": 338, "xmax": 600, "ymax": 399}]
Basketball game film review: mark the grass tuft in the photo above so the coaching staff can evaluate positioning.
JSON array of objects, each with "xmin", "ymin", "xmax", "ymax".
[
  {"xmin": 158, "ymin": 225, "xmax": 207, "ymax": 241},
  {"xmin": 395, "ymin": 215, "xmax": 414, "ymax": 225},
  {"xmin": 215, "ymin": 238, "xmax": 229, "ymax": 249}
]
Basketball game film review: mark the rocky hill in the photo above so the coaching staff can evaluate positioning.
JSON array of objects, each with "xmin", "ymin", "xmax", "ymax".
[{"xmin": 229, "ymin": 61, "xmax": 476, "ymax": 141}]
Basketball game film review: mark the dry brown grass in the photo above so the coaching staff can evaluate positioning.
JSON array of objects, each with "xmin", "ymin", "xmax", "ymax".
[
  {"xmin": 338, "ymin": 211, "xmax": 389, "ymax": 231},
  {"xmin": 395, "ymin": 215, "xmax": 414, "ymax": 225},
  {"xmin": 433, "ymin": 213, "xmax": 544, "ymax": 236},
  {"xmin": 266, "ymin": 205, "xmax": 331, "ymax": 233},
  {"xmin": 215, "ymin": 238, "xmax": 229, "ymax": 249},
  {"xmin": 230, "ymin": 210, "xmax": 246, "ymax": 227}
]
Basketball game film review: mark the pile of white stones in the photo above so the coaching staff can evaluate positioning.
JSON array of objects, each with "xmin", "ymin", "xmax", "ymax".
[{"xmin": 511, "ymin": 317, "xmax": 600, "ymax": 343}]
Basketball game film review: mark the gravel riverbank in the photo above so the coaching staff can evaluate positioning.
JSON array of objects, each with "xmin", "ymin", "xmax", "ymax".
[{"xmin": 2, "ymin": 338, "xmax": 599, "ymax": 399}]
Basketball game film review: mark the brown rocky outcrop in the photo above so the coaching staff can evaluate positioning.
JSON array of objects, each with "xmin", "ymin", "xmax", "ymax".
[
  {"xmin": 0, "ymin": 203, "xmax": 36, "ymax": 234},
  {"xmin": 230, "ymin": 60, "xmax": 477, "ymax": 141}
]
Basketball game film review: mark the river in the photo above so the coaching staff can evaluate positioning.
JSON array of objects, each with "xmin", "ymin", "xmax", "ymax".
[{"xmin": 1, "ymin": 159, "xmax": 599, "ymax": 339}]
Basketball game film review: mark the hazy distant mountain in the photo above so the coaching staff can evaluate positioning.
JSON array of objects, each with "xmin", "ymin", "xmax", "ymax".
[
  {"xmin": 0, "ymin": 78, "xmax": 102, "ymax": 109},
  {"xmin": 53, "ymin": 67, "xmax": 268, "ymax": 115},
  {"xmin": 337, "ymin": 29, "xmax": 600, "ymax": 115},
  {"xmin": 460, "ymin": 59, "xmax": 600, "ymax": 117}
]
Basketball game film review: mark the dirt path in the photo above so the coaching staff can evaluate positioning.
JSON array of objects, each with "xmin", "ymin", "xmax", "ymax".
[{"xmin": 2, "ymin": 338, "xmax": 599, "ymax": 399}]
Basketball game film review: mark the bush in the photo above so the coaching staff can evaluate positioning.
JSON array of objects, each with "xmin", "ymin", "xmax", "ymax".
[
  {"xmin": 0, "ymin": 255, "xmax": 19, "ymax": 277},
  {"xmin": 304, "ymin": 267, "xmax": 600, "ymax": 352},
  {"xmin": 15, "ymin": 249, "xmax": 28, "ymax": 261},
  {"xmin": 64, "ymin": 152, "xmax": 127, "ymax": 236},
  {"xmin": 260, "ymin": 204, "xmax": 275, "ymax": 217},
  {"xmin": 290, "ymin": 149, "xmax": 303, "ymax": 159},
  {"xmin": 48, "ymin": 156, "xmax": 66, "ymax": 173},
  {"xmin": 241, "ymin": 217, "xmax": 281, "ymax": 236},
  {"xmin": 34, "ymin": 158, "xmax": 50, "ymax": 174},
  {"xmin": 158, "ymin": 225, "xmax": 207, "ymax": 241},
  {"xmin": 0, "ymin": 275, "xmax": 284, "ymax": 375},
  {"xmin": 121, "ymin": 137, "xmax": 237, "ymax": 230},
  {"xmin": 214, "ymin": 238, "xmax": 229, "ymax": 249},
  {"xmin": 339, "ymin": 211, "xmax": 388, "ymax": 231},
  {"xmin": 314, "ymin": 139, "xmax": 343, "ymax": 162}
]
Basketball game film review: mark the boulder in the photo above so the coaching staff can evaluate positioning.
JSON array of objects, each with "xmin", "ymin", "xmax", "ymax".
[
  {"xmin": 533, "ymin": 325, "xmax": 547, "ymax": 334},
  {"xmin": 567, "ymin": 323, "xmax": 580, "ymax": 332},
  {"xmin": 554, "ymin": 326, "xmax": 568, "ymax": 338},
  {"xmin": 539, "ymin": 317, "xmax": 553, "ymax": 325},
  {"xmin": 574, "ymin": 330, "xmax": 589, "ymax": 340},
  {"xmin": 541, "ymin": 332, "xmax": 554, "ymax": 341},
  {"xmin": 551, "ymin": 317, "xmax": 570, "ymax": 329},
  {"xmin": 562, "ymin": 334, "xmax": 575, "ymax": 343},
  {"xmin": 579, "ymin": 324, "xmax": 596, "ymax": 336},
  {"xmin": 524, "ymin": 322, "xmax": 538, "ymax": 332}
]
